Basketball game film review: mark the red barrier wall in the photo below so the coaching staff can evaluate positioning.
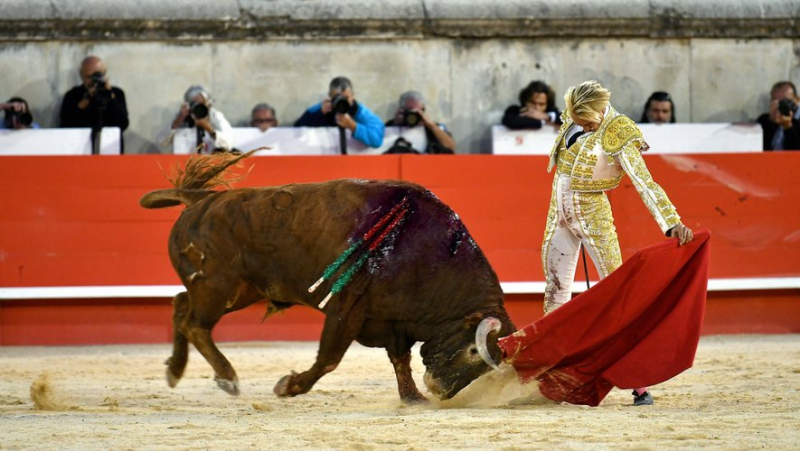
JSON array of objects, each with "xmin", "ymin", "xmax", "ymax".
[{"xmin": 1, "ymin": 154, "xmax": 799, "ymax": 345}]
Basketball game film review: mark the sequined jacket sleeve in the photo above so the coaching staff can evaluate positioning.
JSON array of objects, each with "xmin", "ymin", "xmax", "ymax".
[{"xmin": 603, "ymin": 117, "xmax": 681, "ymax": 235}]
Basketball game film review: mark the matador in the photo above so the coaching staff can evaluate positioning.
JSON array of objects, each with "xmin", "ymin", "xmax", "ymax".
[{"xmin": 541, "ymin": 82, "xmax": 694, "ymax": 405}]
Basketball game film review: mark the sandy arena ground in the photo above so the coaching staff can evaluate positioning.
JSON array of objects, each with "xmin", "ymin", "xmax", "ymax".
[{"xmin": 1, "ymin": 334, "xmax": 798, "ymax": 450}]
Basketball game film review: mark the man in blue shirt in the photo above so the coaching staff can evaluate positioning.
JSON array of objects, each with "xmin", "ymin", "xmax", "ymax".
[{"xmin": 295, "ymin": 76, "xmax": 384, "ymax": 149}]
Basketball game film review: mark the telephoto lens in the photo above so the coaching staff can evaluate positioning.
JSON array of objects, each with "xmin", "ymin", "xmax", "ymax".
[
  {"xmin": 90, "ymin": 72, "xmax": 112, "ymax": 101},
  {"xmin": 190, "ymin": 102, "xmax": 209, "ymax": 119},
  {"xmin": 403, "ymin": 110, "xmax": 421, "ymax": 127},
  {"xmin": 332, "ymin": 95, "xmax": 350, "ymax": 114},
  {"xmin": 16, "ymin": 111, "xmax": 33, "ymax": 127},
  {"xmin": 89, "ymin": 71, "xmax": 106, "ymax": 86},
  {"xmin": 778, "ymin": 98, "xmax": 797, "ymax": 116}
]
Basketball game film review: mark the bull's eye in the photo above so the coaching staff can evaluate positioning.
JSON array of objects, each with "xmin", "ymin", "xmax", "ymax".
[{"xmin": 469, "ymin": 346, "xmax": 478, "ymax": 356}]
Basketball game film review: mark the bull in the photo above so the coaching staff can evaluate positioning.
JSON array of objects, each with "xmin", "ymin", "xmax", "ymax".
[{"xmin": 140, "ymin": 152, "xmax": 515, "ymax": 402}]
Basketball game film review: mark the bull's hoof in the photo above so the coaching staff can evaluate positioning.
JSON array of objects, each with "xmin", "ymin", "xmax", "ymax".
[
  {"xmin": 401, "ymin": 394, "xmax": 429, "ymax": 405},
  {"xmin": 215, "ymin": 376, "xmax": 240, "ymax": 396},
  {"xmin": 273, "ymin": 372, "xmax": 300, "ymax": 397},
  {"xmin": 166, "ymin": 369, "xmax": 181, "ymax": 388}
]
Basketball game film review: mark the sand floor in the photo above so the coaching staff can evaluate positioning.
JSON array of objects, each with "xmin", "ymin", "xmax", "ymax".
[{"xmin": 1, "ymin": 334, "xmax": 798, "ymax": 450}]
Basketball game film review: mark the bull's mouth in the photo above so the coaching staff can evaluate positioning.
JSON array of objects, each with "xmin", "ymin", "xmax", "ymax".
[{"xmin": 422, "ymin": 371, "xmax": 446, "ymax": 398}]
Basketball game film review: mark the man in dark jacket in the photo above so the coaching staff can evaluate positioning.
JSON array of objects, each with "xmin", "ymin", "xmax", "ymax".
[
  {"xmin": 59, "ymin": 56, "xmax": 129, "ymax": 153},
  {"xmin": 757, "ymin": 81, "xmax": 800, "ymax": 151},
  {"xmin": 502, "ymin": 80, "xmax": 561, "ymax": 130}
]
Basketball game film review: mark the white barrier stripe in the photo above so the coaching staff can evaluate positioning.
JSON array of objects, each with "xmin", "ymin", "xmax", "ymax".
[
  {"xmin": 0, "ymin": 285, "xmax": 186, "ymax": 300},
  {"xmin": 1, "ymin": 277, "xmax": 799, "ymax": 300},
  {"xmin": 500, "ymin": 278, "xmax": 800, "ymax": 294}
]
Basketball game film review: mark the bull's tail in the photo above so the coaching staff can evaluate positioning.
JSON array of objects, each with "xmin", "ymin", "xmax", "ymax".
[
  {"xmin": 140, "ymin": 150, "xmax": 256, "ymax": 209},
  {"xmin": 140, "ymin": 188, "xmax": 216, "ymax": 209}
]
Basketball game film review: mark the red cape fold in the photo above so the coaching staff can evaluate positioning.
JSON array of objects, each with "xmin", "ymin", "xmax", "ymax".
[{"xmin": 498, "ymin": 229, "xmax": 711, "ymax": 406}]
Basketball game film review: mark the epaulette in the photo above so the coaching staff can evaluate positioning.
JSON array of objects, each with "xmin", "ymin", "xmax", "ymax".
[{"xmin": 602, "ymin": 115, "xmax": 642, "ymax": 155}]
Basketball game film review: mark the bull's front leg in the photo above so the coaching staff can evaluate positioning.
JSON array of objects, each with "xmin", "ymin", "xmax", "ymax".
[
  {"xmin": 388, "ymin": 350, "xmax": 427, "ymax": 404},
  {"xmin": 274, "ymin": 295, "xmax": 367, "ymax": 397}
]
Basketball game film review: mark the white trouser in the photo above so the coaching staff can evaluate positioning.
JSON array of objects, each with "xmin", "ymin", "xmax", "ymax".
[{"xmin": 541, "ymin": 174, "xmax": 622, "ymax": 314}]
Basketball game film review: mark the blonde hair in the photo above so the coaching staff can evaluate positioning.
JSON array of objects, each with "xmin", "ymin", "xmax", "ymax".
[{"xmin": 564, "ymin": 80, "xmax": 611, "ymax": 123}]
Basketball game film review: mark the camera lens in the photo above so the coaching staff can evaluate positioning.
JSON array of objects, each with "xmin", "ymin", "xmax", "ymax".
[
  {"xmin": 404, "ymin": 111, "xmax": 421, "ymax": 127},
  {"xmin": 90, "ymin": 71, "xmax": 106, "ymax": 86},
  {"xmin": 17, "ymin": 112, "xmax": 33, "ymax": 127},
  {"xmin": 191, "ymin": 102, "xmax": 209, "ymax": 119},
  {"xmin": 778, "ymin": 98, "xmax": 796, "ymax": 116},
  {"xmin": 332, "ymin": 95, "xmax": 350, "ymax": 114}
]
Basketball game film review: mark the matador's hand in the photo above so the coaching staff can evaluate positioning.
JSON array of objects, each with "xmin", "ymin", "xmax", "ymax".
[{"xmin": 669, "ymin": 223, "xmax": 694, "ymax": 246}]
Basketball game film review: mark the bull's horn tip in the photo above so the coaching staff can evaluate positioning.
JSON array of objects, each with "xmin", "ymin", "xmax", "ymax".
[{"xmin": 476, "ymin": 317, "xmax": 502, "ymax": 371}]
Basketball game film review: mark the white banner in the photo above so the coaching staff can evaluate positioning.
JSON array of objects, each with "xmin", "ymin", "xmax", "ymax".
[
  {"xmin": 492, "ymin": 123, "xmax": 763, "ymax": 155},
  {"xmin": 0, "ymin": 127, "xmax": 122, "ymax": 155}
]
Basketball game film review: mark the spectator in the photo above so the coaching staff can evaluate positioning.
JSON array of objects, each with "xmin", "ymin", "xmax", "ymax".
[
  {"xmin": 640, "ymin": 91, "xmax": 676, "ymax": 124},
  {"xmin": 162, "ymin": 85, "xmax": 233, "ymax": 153},
  {"xmin": 294, "ymin": 76, "xmax": 384, "ymax": 148},
  {"xmin": 757, "ymin": 81, "xmax": 800, "ymax": 151},
  {"xmin": 1, "ymin": 97, "xmax": 40, "ymax": 130},
  {"xmin": 250, "ymin": 103, "xmax": 278, "ymax": 132},
  {"xmin": 59, "ymin": 56, "xmax": 129, "ymax": 152},
  {"xmin": 502, "ymin": 80, "xmax": 561, "ymax": 130},
  {"xmin": 384, "ymin": 91, "xmax": 455, "ymax": 154}
]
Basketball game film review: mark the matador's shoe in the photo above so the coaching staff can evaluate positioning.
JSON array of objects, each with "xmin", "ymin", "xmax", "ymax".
[{"xmin": 632, "ymin": 390, "xmax": 654, "ymax": 406}]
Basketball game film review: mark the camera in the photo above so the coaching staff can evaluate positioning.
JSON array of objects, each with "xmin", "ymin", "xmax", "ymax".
[
  {"xmin": 89, "ymin": 71, "xmax": 106, "ymax": 86},
  {"xmin": 331, "ymin": 94, "xmax": 350, "ymax": 114},
  {"xmin": 89, "ymin": 71, "xmax": 112, "ymax": 102},
  {"xmin": 5, "ymin": 109, "xmax": 33, "ymax": 128},
  {"xmin": 189, "ymin": 101, "xmax": 209, "ymax": 120},
  {"xmin": 14, "ymin": 111, "xmax": 34, "ymax": 127},
  {"xmin": 778, "ymin": 98, "xmax": 797, "ymax": 117},
  {"xmin": 402, "ymin": 109, "xmax": 421, "ymax": 127}
]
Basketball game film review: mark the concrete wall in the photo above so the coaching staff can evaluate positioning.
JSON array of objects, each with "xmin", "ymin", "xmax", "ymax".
[{"xmin": 1, "ymin": 0, "xmax": 798, "ymax": 154}]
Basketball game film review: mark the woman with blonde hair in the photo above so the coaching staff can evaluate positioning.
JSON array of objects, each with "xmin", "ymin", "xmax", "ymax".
[{"xmin": 541, "ymin": 80, "xmax": 694, "ymax": 406}]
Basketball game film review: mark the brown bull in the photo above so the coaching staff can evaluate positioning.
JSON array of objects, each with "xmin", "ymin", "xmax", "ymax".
[{"xmin": 140, "ymin": 152, "xmax": 515, "ymax": 402}]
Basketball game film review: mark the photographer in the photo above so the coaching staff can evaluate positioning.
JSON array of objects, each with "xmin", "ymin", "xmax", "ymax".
[
  {"xmin": 294, "ymin": 76, "xmax": 384, "ymax": 148},
  {"xmin": 59, "ymin": 56, "xmax": 129, "ymax": 151},
  {"xmin": 384, "ymin": 91, "xmax": 455, "ymax": 154},
  {"xmin": 758, "ymin": 81, "xmax": 800, "ymax": 151},
  {"xmin": 162, "ymin": 85, "xmax": 233, "ymax": 153},
  {"xmin": 1, "ymin": 97, "xmax": 39, "ymax": 130}
]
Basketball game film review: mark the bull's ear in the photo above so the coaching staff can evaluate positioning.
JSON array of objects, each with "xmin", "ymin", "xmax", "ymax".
[{"xmin": 463, "ymin": 312, "xmax": 485, "ymax": 329}]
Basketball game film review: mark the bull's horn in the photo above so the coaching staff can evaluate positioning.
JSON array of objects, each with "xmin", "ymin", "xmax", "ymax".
[{"xmin": 475, "ymin": 317, "xmax": 502, "ymax": 370}]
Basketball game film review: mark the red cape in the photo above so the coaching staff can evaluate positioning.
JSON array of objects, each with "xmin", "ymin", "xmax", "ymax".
[{"xmin": 498, "ymin": 229, "xmax": 710, "ymax": 406}]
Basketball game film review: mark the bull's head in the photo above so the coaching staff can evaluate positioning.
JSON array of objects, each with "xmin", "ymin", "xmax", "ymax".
[{"xmin": 420, "ymin": 312, "xmax": 513, "ymax": 399}]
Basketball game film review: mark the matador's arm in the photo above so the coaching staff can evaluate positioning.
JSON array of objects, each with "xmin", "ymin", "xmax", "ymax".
[{"xmin": 603, "ymin": 116, "xmax": 681, "ymax": 235}]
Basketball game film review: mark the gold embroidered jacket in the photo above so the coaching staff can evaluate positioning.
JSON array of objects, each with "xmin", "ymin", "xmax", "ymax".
[{"xmin": 547, "ymin": 106, "xmax": 681, "ymax": 234}]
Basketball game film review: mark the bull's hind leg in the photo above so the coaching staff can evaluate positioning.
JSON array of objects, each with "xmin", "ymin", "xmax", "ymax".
[
  {"xmin": 388, "ymin": 350, "xmax": 427, "ymax": 403},
  {"xmin": 274, "ymin": 294, "xmax": 368, "ymax": 397},
  {"xmin": 177, "ymin": 287, "xmax": 246, "ymax": 396},
  {"xmin": 185, "ymin": 326, "xmax": 240, "ymax": 395},
  {"xmin": 165, "ymin": 291, "xmax": 190, "ymax": 388}
]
